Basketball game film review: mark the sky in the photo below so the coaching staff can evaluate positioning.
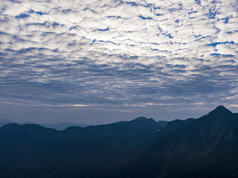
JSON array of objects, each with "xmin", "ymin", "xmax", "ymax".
[{"xmin": 0, "ymin": 0, "xmax": 238, "ymax": 125}]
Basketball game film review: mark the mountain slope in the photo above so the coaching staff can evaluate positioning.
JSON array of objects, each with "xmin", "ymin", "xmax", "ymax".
[
  {"xmin": 1, "ymin": 106, "xmax": 238, "ymax": 177},
  {"xmin": 116, "ymin": 106, "xmax": 238, "ymax": 178},
  {"xmin": 0, "ymin": 119, "xmax": 11, "ymax": 127},
  {"xmin": 0, "ymin": 117, "xmax": 160, "ymax": 177}
]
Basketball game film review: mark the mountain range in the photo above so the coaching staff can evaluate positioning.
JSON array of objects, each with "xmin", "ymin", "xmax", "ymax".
[
  {"xmin": 0, "ymin": 120, "xmax": 87, "ymax": 130},
  {"xmin": 0, "ymin": 106, "xmax": 238, "ymax": 177}
]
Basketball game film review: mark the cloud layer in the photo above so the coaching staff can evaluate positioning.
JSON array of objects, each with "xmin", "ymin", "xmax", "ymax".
[{"xmin": 0, "ymin": 0, "xmax": 238, "ymax": 123}]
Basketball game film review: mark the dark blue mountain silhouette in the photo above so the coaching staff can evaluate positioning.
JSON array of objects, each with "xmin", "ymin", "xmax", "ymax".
[{"xmin": 0, "ymin": 106, "xmax": 238, "ymax": 177}]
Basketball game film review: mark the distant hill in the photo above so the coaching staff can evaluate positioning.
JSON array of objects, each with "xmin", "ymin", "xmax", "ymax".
[
  {"xmin": 0, "ymin": 120, "xmax": 86, "ymax": 130},
  {"xmin": 0, "ymin": 117, "xmax": 160, "ymax": 177},
  {"xmin": 41, "ymin": 122, "xmax": 86, "ymax": 130},
  {"xmin": 0, "ymin": 119, "xmax": 11, "ymax": 127}
]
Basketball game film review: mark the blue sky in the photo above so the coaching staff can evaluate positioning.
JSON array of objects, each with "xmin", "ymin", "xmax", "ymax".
[{"xmin": 0, "ymin": 0, "xmax": 238, "ymax": 124}]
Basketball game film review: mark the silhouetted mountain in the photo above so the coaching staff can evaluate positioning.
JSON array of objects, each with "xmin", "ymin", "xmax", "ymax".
[
  {"xmin": 115, "ymin": 106, "xmax": 238, "ymax": 178},
  {"xmin": 41, "ymin": 122, "xmax": 86, "ymax": 130},
  {"xmin": 0, "ymin": 119, "xmax": 11, "ymax": 127},
  {"xmin": 208, "ymin": 105, "xmax": 233, "ymax": 116},
  {"xmin": 157, "ymin": 120, "xmax": 168, "ymax": 128},
  {"xmin": 161, "ymin": 118, "xmax": 195, "ymax": 133},
  {"xmin": 1, "ymin": 106, "xmax": 238, "ymax": 177},
  {"xmin": 0, "ymin": 117, "xmax": 160, "ymax": 177},
  {"xmin": 132, "ymin": 116, "xmax": 149, "ymax": 121},
  {"xmin": 0, "ymin": 119, "xmax": 87, "ymax": 130}
]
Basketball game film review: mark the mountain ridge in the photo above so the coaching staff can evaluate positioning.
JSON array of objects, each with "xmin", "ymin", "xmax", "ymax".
[
  {"xmin": 114, "ymin": 106, "xmax": 238, "ymax": 178},
  {"xmin": 207, "ymin": 105, "xmax": 233, "ymax": 117},
  {"xmin": 0, "ymin": 105, "xmax": 238, "ymax": 177}
]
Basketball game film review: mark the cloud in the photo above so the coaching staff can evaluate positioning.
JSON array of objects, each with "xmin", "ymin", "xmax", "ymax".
[{"xmin": 0, "ymin": 0, "xmax": 237, "ymax": 120}]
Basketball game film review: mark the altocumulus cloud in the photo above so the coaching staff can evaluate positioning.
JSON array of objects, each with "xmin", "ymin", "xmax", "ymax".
[{"xmin": 0, "ymin": 0, "xmax": 238, "ymax": 122}]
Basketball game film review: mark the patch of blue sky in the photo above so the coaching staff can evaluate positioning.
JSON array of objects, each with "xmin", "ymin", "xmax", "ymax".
[
  {"xmin": 15, "ymin": 13, "xmax": 30, "ymax": 19},
  {"xmin": 207, "ymin": 41, "xmax": 235, "ymax": 47}
]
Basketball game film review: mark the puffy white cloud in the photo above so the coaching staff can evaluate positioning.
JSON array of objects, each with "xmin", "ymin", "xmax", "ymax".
[{"xmin": 0, "ymin": 0, "xmax": 237, "ymax": 116}]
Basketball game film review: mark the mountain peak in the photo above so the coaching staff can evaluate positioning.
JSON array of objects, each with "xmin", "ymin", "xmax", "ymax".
[
  {"xmin": 209, "ymin": 105, "xmax": 232, "ymax": 116},
  {"xmin": 132, "ymin": 117, "xmax": 148, "ymax": 121}
]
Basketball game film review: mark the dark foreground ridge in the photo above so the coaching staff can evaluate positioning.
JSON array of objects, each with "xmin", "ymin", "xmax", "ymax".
[{"xmin": 0, "ymin": 106, "xmax": 238, "ymax": 177}]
